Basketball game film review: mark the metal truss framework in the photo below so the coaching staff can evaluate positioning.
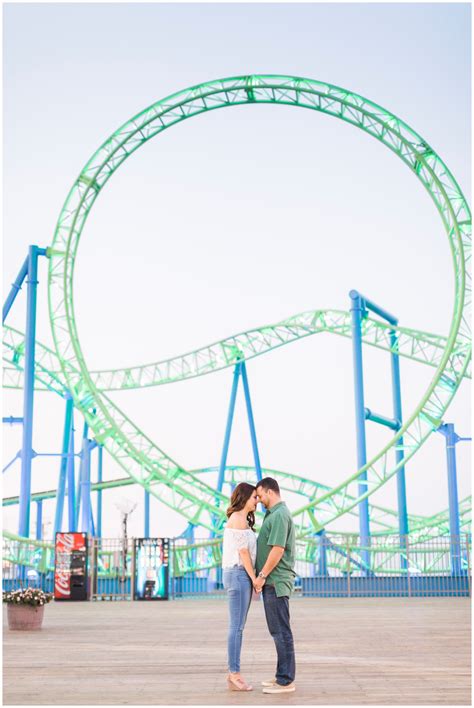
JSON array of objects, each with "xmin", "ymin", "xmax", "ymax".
[
  {"xmin": 3, "ymin": 76, "xmax": 471, "ymax": 561},
  {"xmin": 3, "ymin": 307, "xmax": 471, "ymax": 541}
]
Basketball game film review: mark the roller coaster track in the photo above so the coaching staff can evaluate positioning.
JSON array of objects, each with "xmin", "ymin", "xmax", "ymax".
[
  {"xmin": 3, "ymin": 312, "xmax": 471, "ymax": 544},
  {"xmin": 3, "ymin": 76, "xmax": 470, "ymax": 563}
]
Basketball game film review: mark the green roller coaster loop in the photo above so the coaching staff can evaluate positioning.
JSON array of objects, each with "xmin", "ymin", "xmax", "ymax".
[
  {"xmin": 45, "ymin": 75, "xmax": 470, "ymax": 538},
  {"xmin": 4, "ymin": 76, "xmax": 470, "ymax": 576}
]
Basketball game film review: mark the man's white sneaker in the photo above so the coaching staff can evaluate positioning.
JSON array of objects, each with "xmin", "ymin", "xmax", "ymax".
[
  {"xmin": 261, "ymin": 679, "xmax": 277, "ymax": 687},
  {"xmin": 262, "ymin": 682, "xmax": 296, "ymax": 694}
]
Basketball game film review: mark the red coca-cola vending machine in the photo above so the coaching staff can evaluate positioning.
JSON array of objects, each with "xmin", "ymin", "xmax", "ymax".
[{"xmin": 54, "ymin": 532, "xmax": 89, "ymax": 601}]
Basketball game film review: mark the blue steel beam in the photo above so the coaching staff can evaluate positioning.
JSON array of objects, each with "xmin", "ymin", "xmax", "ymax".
[
  {"xmin": 144, "ymin": 489, "xmax": 150, "ymax": 537},
  {"xmin": 365, "ymin": 408, "xmax": 400, "ymax": 431},
  {"xmin": 317, "ymin": 530, "xmax": 328, "ymax": 576},
  {"xmin": 216, "ymin": 362, "xmax": 241, "ymax": 499},
  {"xmin": 53, "ymin": 395, "xmax": 74, "ymax": 537},
  {"xmin": 76, "ymin": 421, "xmax": 88, "ymax": 529},
  {"xmin": 67, "ymin": 411, "xmax": 76, "ymax": 531},
  {"xmin": 3, "ymin": 452, "xmax": 20, "ymax": 474},
  {"xmin": 2, "ymin": 254, "xmax": 29, "ymax": 324},
  {"xmin": 97, "ymin": 445, "xmax": 103, "ymax": 538},
  {"xmin": 240, "ymin": 362, "xmax": 263, "ymax": 483},
  {"xmin": 390, "ymin": 329, "xmax": 409, "ymax": 564},
  {"xmin": 349, "ymin": 291, "xmax": 371, "ymax": 573},
  {"xmin": 351, "ymin": 289, "xmax": 409, "ymax": 570},
  {"xmin": 2, "ymin": 417, "xmax": 24, "ymax": 425},
  {"xmin": 18, "ymin": 246, "xmax": 47, "ymax": 538},
  {"xmin": 349, "ymin": 290, "xmax": 397, "ymax": 325},
  {"xmin": 79, "ymin": 438, "xmax": 92, "ymax": 534},
  {"xmin": 35, "ymin": 500, "xmax": 43, "ymax": 540},
  {"xmin": 437, "ymin": 423, "xmax": 466, "ymax": 575}
]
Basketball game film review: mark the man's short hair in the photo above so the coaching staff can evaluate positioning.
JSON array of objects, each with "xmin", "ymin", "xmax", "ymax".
[{"xmin": 256, "ymin": 477, "xmax": 280, "ymax": 495}]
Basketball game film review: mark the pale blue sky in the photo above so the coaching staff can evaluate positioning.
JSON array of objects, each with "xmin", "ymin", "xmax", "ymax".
[{"xmin": 3, "ymin": 2, "xmax": 471, "ymax": 539}]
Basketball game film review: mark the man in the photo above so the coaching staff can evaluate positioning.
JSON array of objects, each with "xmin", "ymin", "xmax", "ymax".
[{"xmin": 254, "ymin": 477, "xmax": 296, "ymax": 694}]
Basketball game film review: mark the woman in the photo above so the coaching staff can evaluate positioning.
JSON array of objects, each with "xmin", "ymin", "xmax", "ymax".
[{"xmin": 222, "ymin": 482, "xmax": 258, "ymax": 691}]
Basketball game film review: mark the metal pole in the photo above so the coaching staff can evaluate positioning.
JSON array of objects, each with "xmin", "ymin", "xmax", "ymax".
[
  {"xmin": 346, "ymin": 537, "xmax": 351, "ymax": 597},
  {"xmin": 131, "ymin": 540, "xmax": 136, "ymax": 601},
  {"xmin": 76, "ymin": 421, "xmax": 88, "ymax": 528},
  {"xmin": 35, "ymin": 500, "xmax": 43, "ymax": 540},
  {"xmin": 466, "ymin": 535, "xmax": 471, "ymax": 598},
  {"xmin": 97, "ymin": 445, "xmax": 103, "ymax": 538},
  {"xmin": 439, "ymin": 423, "xmax": 462, "ymax": 575},
  {"xmin": 240, "ymin": 362, "xmax": 263, "ymax": 482},
  {"xmin": 216, "ymin": 362, "xmax": 241, "ymax": 495},
  {"xmin": 79, "ymin": 434, "xmax": 92, "ymax": 534},
  {"xmin": 67, "ymin": 410, "xmax": 76, "ymax": 531},
  {"xmin": 405, "ymin": 534, "xmax": 411, "ymax": 597},
  {"xmin": 349, "ymin": 291, "xmax": 370, "ymax": 573},
  {"xmin": 2, "ymin": 254, "xmax": 29, "ymax": 324},
  {"xmin": 317, "ymin": 530, "xmax": 328, "ymax": 576},
  {"xmin": 144, "ymin": 489, "xmax": 150, "ymax": 537},
  {"xmin": 53, "ymin": 395, "xmax": 74, "ymax": 536},
  {"xmin": 89, "ymin": 504, "xmax": 96, "ymax": 537},
  {"xmin": 18, "ymin": 246, "xmax": 47, "ymax": 537},
  {"xmin": 390, "ymin": 330, "xmax": 409, "ymax": 571}
]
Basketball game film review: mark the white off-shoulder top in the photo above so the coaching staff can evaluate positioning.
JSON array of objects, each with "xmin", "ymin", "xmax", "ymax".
[{"xmin": 222, "ymin": 527, "xmax": 257, "ymax": 569}]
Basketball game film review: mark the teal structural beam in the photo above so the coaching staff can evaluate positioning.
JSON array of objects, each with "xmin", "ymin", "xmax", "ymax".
[
  {"xmin": 53, "ymin": 395, "xmax": 74, "ymax": 536},
  {"xmin": 18, "ymin": 246, "xmax": 48, "ymax": 538}
]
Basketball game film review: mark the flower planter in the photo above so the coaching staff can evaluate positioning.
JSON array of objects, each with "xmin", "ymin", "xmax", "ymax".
[{"xmin": 7, "ymin": 603, "xmax": 45, "ymax": 630}]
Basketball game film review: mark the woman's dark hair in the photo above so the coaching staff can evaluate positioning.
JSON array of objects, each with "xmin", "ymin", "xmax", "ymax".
[{"xmin": 226, "ymin": 482, "xmax": 256, "ymax": 531}]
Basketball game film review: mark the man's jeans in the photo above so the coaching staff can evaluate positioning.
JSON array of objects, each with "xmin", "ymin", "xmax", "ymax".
[
  {"xmin": 223, "ymin": 565, "xmax": 252, "ymax": 672},
  {"xmin": 262, "ymin": 584, "xmax": 296, "ymax": 685}
]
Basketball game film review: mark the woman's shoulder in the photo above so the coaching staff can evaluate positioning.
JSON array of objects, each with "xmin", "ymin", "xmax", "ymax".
[{"xmin": 226, "ymin": 513, "xmax": 248, "ymax": 530}]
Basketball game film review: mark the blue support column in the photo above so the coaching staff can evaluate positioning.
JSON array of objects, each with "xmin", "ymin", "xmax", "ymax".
[
  {"xmin": 79, "ymin": 438, "xmax": 92, "ymax": 534},
  {"xmin": 67, "ymin": 411, "xmax": 76, "ymax": 531},
  {"xmin": 36, "ymin": 500, "xmax": 43, "ymax": 540},
  {"xmin": 144, "ymin": 489, "xmax": 150, "ymax": 537},
  {"xmin": 390, "ymin": 330, "xmax": 409, "ymax": 570},
  {"xmin": 18, "ymin": 246, "xmax": 47, "ymax": 538},
  {"xmin": 349, "ymin": 291, "xmax": 371, "ymax": 572},
  {"xmin": 76, "ymin": 421, "xmax": 88, "ymax": 528},
  {"xmin": 97, "ymin": 445, "xmax": 103, "ymax": 538},
  {"xmin": 2, "ymin": 254, "xmax": 29, "ymax": 324},
  {"xmin": 438, "ymin": 423, "xmax": 463, "ymax": 575},
  {"xmin": 240, "ymin": 362, "xmax": 263, "ymax": 483},
  {"xmin": 53, "ymin": 395, "xmax": 74, "ymax": 537},
  {"xmin": 317, "ymin": 530, "xmax": 328, "ymax": 576},
  {"xmin": 216, "ymin": 362, "xmax": 242, "ymax": 497},
  {"xmin": 76, "ymin": 422, "xmax": 93, "ymax": 534},
  {"xmin": 89, "ymin": 505, "xmax": 96, "ymax": 538}
]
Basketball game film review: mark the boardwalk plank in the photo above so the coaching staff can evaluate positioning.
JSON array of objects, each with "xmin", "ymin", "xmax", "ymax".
[{"xmin": 3, "ymin": 597, "xmax": 471, "ymax": 705}]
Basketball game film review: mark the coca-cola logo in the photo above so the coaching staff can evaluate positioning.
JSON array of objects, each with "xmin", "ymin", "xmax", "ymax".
[{"xmin": 54, "ymin": 569, "xmax": 70, "ymax": 597}]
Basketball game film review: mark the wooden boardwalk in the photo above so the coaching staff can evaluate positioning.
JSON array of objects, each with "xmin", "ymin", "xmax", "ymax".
[{"xmin": 3, "ymin": 596, "xmax": 471, "ymax": 705}]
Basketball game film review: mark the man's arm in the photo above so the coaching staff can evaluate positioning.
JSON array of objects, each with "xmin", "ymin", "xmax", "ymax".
[{"xmin": 254, "ymin": 546, "xmax": 284, "ymax": 591}]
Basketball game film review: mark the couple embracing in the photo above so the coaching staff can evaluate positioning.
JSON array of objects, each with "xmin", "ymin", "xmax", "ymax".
[{"xmin": 222, "ymin": 477, "xmax": 296, "ymax": 694}]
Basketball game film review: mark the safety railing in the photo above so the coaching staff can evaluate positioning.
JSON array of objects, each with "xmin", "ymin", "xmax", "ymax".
[{"xmin": 3, "ymin": 532, "xmax": 471, "ymax": 599}]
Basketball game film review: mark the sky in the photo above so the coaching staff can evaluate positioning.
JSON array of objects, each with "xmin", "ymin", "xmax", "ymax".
[{"xmin": 2, "ymin": 2, "xmax": 471, "ymax": 541}]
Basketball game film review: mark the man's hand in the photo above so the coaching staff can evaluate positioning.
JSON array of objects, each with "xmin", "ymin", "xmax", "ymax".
[{"xmin": 254, "ymin": 576, "xmax": 266, "ymax": 593}]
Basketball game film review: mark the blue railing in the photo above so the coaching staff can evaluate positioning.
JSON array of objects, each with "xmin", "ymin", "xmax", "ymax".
[{"xmin": 3, "ymin": 533, "xmax": 471, "ymax": 599}]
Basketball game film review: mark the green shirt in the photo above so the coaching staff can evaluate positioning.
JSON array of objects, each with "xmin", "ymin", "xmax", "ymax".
[{"xmin": 256, "ymin": 501, "xmax": 296, "ymax": 598}]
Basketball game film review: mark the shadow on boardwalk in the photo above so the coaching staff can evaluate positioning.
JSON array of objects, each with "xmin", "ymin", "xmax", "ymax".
[{"xmin": 3, "ymin": 597, "xmax": 471, "ymax": 705}]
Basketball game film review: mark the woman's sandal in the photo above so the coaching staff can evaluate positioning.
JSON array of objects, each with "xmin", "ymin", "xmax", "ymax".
[{"xmin": 227, "ymin": 674, "xmax": 253, "ymax": 691}]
